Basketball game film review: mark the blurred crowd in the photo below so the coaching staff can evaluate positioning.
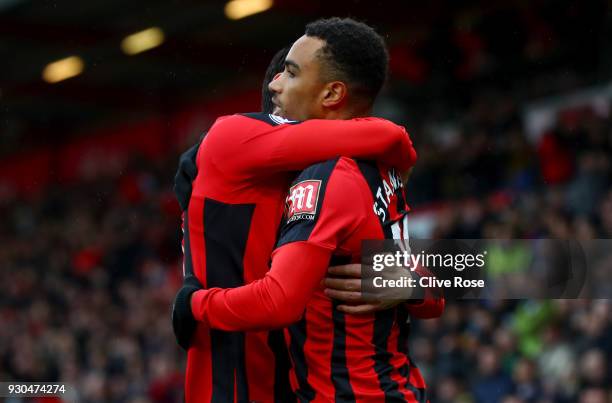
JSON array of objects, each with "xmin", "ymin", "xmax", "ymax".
[
  {"xmin": 412, "ymin": 299, "xmax": 610, "ymax": 403},
  {"xmin": 404, "ymin": 91, "xmax": 612, "ymax": 402},
  {"xmin": 0, "ymin": 157, "xmax": 186, "ymax": 402},
  {"xmin": 409, "ymin": 96, "xmax": 612, "ymax": 241}
]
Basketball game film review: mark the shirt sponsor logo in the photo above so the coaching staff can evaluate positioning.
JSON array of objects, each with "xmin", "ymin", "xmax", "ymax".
[{"xmin": 286, "ymin": 180, "xmax": 321, "ymax": 223}]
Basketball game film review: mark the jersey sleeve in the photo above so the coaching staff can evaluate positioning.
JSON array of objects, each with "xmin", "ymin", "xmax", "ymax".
[
  {"xmin": 189, "ymin": 158, "xmax": 370, "ymax": 331},
  {"xmin": 174, "ymin": 139, "xmax": 201, "ymax": 211},
  {"xmin": 276, "ymin": 157, "xmax": 369, "ymax": 250},
  {"xmin": 404, "ymin": 264, "xmax": 445, "ymax": 319},
  {"xmin": 190, "ymin": 241, "xmax": 333, "ymax": 331},
  {"xmin": 208, "ymin": 113, "xmax": 417, "ymax": 177}
]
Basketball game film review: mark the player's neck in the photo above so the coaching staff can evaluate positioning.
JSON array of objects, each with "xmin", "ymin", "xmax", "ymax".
[{"xmin": 323, "ymin": 105, "xmax": 372, "ymax": 120}]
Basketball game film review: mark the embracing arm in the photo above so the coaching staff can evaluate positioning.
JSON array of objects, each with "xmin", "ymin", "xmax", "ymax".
[
  {"xmin": 323, "ymin": 262, "xmax": 445, "ymax": 318},
  {"xmin": 264, "ymin": 118, "xmax": 416, "ymax": 172},
  {"xmin": 404, "ymin": 265, "xmax": 445, "ymax": 319},
  {"xmin": 213, "ymin": 114, "xmax": 416, "ymax": 175},
  {"xmin": 190, "ymin": 242, "xmax": 333, "ymax": 331}
]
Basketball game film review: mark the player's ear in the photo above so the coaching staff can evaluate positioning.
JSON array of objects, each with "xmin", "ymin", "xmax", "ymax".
[{"xmin": 321, "ymin": 81, "xmax": 347, "ymax": 109}]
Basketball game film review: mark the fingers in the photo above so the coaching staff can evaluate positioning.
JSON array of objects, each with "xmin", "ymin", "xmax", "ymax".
[
  {"xmin": 335, "ymin": 300, "xmax": 404, "ymax": 315},
  {"xmin": 327, "ymin": 264, "xmax": 361, "ymax": 277},
  {"xmin": 323, "ymin": 288, "xmax": 362, "ymax": 302},
  {"xmin": 336, "ymin": 303, "xmax": 379, "ymax": 315},
  {"xmin": 323, "ymin": 277, "xmax": 361, "ymax": 292}
]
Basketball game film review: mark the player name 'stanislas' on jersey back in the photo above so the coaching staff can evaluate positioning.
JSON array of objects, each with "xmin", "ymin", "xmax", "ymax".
[
  {"xmin": 372, "ymin": 167, "xmax": 404, "ymax": 223},
  {"xmin": 276, "ymin": 157, "xmax": 428, "ymax": 402}
]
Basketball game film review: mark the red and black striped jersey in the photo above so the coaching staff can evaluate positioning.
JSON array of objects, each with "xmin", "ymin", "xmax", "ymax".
[
  {"xmin": 183, "ymin": 112, "xmax": 417, "ymax": 403},
  {"xmin": 192, "ymin": 157, "xmax": 444, "ymax": 402},
  {"xmin": 278, "ymin": 158, "xmax": 432, "ymax": 403}
]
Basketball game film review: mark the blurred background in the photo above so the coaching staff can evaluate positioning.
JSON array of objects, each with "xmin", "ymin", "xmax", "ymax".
[{"xmin": 0, "ymin": 0, "xmax": 611, "ymax": 402}]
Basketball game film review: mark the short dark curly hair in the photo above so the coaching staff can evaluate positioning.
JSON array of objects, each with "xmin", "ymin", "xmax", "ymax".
[{"xmin": 305, "ymin": 17, "xmax": 388, "ymax": 107}]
